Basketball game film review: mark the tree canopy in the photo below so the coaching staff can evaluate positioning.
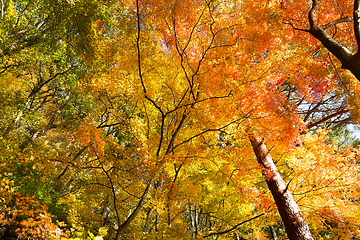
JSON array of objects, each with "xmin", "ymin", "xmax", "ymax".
[{"xmin": 1, "ymin": 0, "xmax": 360, "ymax": 239}]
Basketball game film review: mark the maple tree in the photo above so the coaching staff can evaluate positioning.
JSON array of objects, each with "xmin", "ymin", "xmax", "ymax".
[{"xmin": 1, "ymin": 0, "xmax": 360, "ymax": 239}]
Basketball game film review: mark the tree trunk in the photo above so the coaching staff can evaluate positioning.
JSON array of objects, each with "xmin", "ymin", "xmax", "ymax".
[
  {"xmin": 249, "ymin": 136, "xmax": 314, "ymax": 240},
  {"xmin": 269, "ymin": 225, "xmax": 278, "ymax": 240},
  {"xmin": 114, "ymin": 181, "xmax": 152, "ymax": 240},
  {"xmin": 143, "ymin": 207, "xmax": 154, "ymax": 233}
]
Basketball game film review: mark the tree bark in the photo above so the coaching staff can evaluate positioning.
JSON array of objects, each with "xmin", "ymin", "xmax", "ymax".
[
  {"xmin": 269, "ymin": 225, "xmax": 278, "ymax": 240},
  {"xmin": 308, "ymin": 0, "xmax": 360, "ymax": 81},
  {"xmin": 248, "ymin": 135, "xmax": 314, "ymax": 240}
]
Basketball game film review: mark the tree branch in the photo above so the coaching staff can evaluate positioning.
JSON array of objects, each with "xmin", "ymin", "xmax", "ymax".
[
  {"xmin": 172, "ymin": 118, "xmax": 244, "ymax": 151},
  {"xmin": 100, "ymin": 162, "xmax": 121, "ymax": 229},
  {"xmin": 136, "ymin": 0, "xmax": 146, "ymax": 94},
  {"xmin": 319, "ymin": 17, "xmax": 353, "ymax": 30},
  {"xmin": 306, "ymin": 109, "xmax": 348, "ymax": 129},
  {"xmin": 308, "ymin": 0, "xmax": 357, "ymax": 74},
  {"xmin": 308, "ymin": 0, "xmax": 319, "ymax": 29},
  {"xmin": 203, "ymin": 213, "xmax": 265, "ymax": 238},
  {"xmin": 354, "ymin": 0, "xmax": 360, "ymax": 50},
  {"xmin": 283, "ymin": 20, "xmax": 309, "ymax": 32}
]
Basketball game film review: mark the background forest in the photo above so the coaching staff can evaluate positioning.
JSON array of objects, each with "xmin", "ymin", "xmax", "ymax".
[{"xmin": 1, "ymin": 0, "xmax": 360, "ymax": 239}]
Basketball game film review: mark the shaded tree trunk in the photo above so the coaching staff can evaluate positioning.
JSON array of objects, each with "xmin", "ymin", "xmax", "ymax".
[
  {"xmin": 114, "ymin": 182, "xmax": 152, "ymax": 240},
  {"xmin": 248, "ymin": 135, "xmax": 314, "ymax": 240},
  {"xmin": 143, "ymin": 207, "xmax": 154, "ymax": 233}
]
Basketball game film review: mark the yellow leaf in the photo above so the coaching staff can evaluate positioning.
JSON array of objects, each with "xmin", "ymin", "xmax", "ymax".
[{"xmin": 98, "ymin": 227, "xmax": 108, "ymax": 237}]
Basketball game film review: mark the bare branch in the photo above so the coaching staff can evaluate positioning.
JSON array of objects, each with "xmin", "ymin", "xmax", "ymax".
[
  {"xmin": 166, "ymin": 111, "xmax": 188, "ymax": 154},
  {"xmin": 329, "ymin": 117, "xmax": 351, "ymax": 130},
  {"xmin": 136, "ymin": 0, "xmax": 146, "ymax": 94},
  {"xmin": 100, "ymin": 161, "xmax": 121, "ymax": 229},
  {"xmin": 320, "ymin": 17, "xmax": 353, "ymax": 30},
  {"xmin": 203, "ymin": 214, "xmax": 265, "ymax": 238},
  {"xmin": 306, "ymin": 109, "xmax": 348, "ymax": 129},
  {"xmin": 283, "ymin": 20, "xmax": 309, "ymax": 32},
  {"xmin": 172, "ymin": 118, "xmax": 244, "ymax": 151}
]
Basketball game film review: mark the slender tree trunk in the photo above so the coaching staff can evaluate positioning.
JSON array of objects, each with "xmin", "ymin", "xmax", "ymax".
[
  {"xmin": 114, "ymin": 181, "xmax": 152, "ymax": 240},
  {"xmin": 49, "ymin": 146, "xmax": 87, "ymax": 193},
  {"xmin": 167, "ymin": 204, "xmax": 172, "ymax": 227},
  {"xmin": 155, "ymin": 211, "xmax": 159, "ymax": 232},
  {"xmin": 143, "ymin": 207, "xmax": 154, "ymax": 233},
  {"xmin": 190, "ymin": 205, "xmax": 196, "ymax": 237},
  {"xmin": 269, "ymin": 225, "xmax": 278, "ymax": 240},
  {"xmin": 2, "ymin": 111, "xmax": 24, "ymax": 139},
  {"xmin": 61, "ymin": 167, "xmax": 83, "ymax": 195},
  {"xmin": 248, "ymin": 135, "xmax": 314, "ymax": 240},
  {"xmin": 194, "ymin": 206, "xmax": 199, "ymax": 237}
]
